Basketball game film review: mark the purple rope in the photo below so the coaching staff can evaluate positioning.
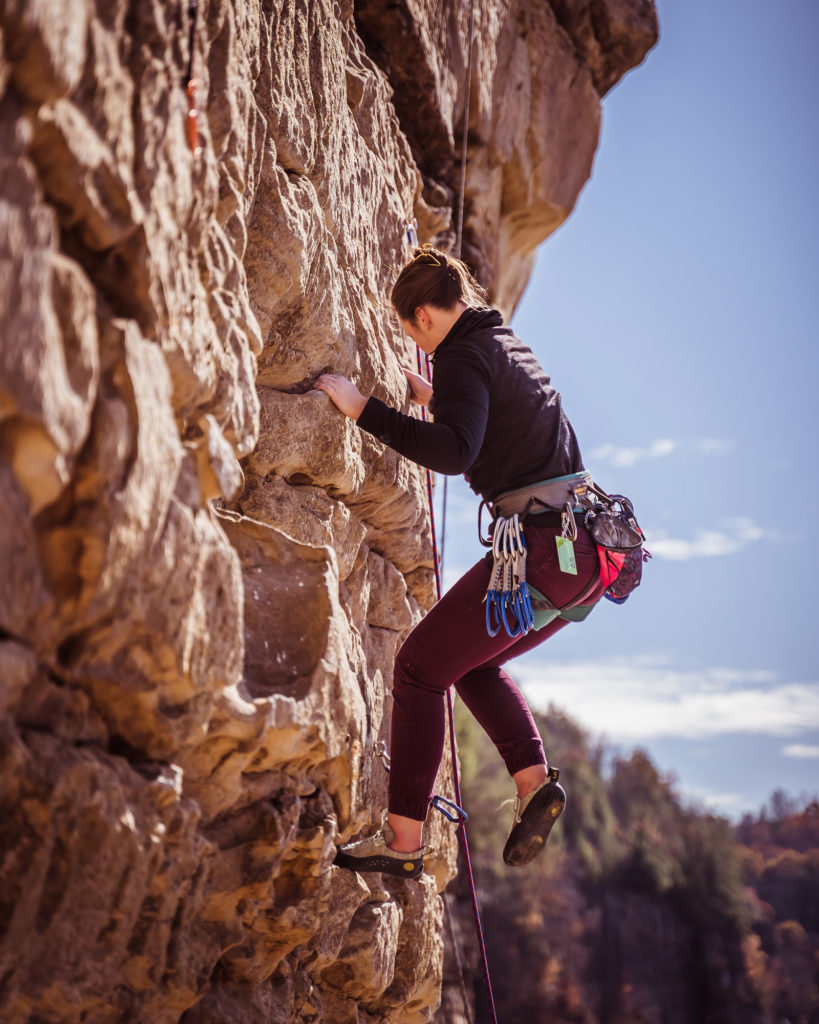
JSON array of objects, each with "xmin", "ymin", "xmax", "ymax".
[{"xmin": 416, "ymin": 347, "xmax": 498, "ymax": 1024}]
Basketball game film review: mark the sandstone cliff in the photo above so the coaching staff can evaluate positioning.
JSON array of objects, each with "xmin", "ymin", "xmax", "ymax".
[{"xmin": 0, "ymin": 2, "xmax": 657, "ymax": 1021}]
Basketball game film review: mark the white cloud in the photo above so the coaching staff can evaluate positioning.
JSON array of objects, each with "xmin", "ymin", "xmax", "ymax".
[
  {"xmin": 679, "ymin": 784, "xmax": 749, "ymax": 814},
  {"xmin": 698, "ymin": 438, "xmax": 735, "ymax": 456},
  {"xmin": 588, "ymin": 438, "xmax": 676, "ymax": 468},
  {"xmin": 648, "ymin": 517, "xmax": 767, "ymax": 561},
  {"xmin": 514, "ymin": 653, "xmax": 819, "ymax": 742},
  {"xmin": 588, "ymin": 437, "xmax": 735, "ymax": 468},
  {"xmin": 782, "ymin": 743, "xmax": 819, "ymax": 760}
]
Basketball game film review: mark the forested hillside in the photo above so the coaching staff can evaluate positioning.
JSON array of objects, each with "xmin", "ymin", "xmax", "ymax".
[{"xmin": 441, "ymin": 704, "xmax": 819, "ymax": 1024}]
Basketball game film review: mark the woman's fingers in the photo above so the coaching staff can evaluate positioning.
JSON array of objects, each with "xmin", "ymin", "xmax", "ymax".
[
  {"xmin": 314, "ymin": 374, "xmax": 367, "ymax": 420},
  {"xmin": 401, "ymin": 367, "xmax": 433, "ymax": 406}
]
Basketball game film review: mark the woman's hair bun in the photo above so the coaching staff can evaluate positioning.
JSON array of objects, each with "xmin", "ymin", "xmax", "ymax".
[{"xmin": 392, "ymin": 243, "xmax": 486, "ymax": 322}]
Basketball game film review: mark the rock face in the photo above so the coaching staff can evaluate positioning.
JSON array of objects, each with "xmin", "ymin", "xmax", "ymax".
[{"xmin": 0, "ymin": 1, "xmax": 656, "ymax": 1022}]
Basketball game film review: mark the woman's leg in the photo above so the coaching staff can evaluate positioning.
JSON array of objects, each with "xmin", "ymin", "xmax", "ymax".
[
  {"xmin": 454, "ymin": 615, "xmax": 571, "ymax": 794},
  {"xmin": 455, "ymin": 521, "xmax": 604, "ymax": 782},
  {"xmin": 388, "ymin": 520, "xmax": 604, "ymax": 835},
  {"xmin": 388, "ymin": 556, "xmax": 527, "ymax": 825}
]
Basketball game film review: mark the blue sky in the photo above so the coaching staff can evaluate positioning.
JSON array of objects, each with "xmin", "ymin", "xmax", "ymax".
[{"xmin": 437, "ymin": 0, "xmax": 819, "ymax": 818}]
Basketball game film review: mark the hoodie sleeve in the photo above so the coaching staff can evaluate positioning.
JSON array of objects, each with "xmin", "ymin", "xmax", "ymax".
[{"xmin": 356, "ymin": 351, "xmax": 490, "ymax": 475}]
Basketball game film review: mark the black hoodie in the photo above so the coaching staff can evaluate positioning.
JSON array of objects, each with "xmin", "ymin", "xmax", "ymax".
[{"xmin": 356, "ymin": 307, "xmax": 585, "ymax": 503}]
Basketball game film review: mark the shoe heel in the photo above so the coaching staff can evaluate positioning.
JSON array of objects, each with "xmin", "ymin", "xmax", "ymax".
[{"xmin": 502, "ymin": 776, "xmax": 566, "ymax": 867}]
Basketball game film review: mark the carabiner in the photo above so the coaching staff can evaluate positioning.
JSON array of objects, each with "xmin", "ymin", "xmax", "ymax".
[
  {"xmin": 485, "ymin": 591, "xmax": 502, "ymax": 637},
  {"xmin": 432, "ymin": 795, "xmax": 468, "ymax": 823},
  {"xmin": 522, "ymin": 586, "xmax": 536, "ymax": 630},
  {"xmin": 406, "ymin": 218, "xmax": 419, "ymax": 249},
  {"xmin": 478, "ymin": 500, "xmax": 494, "ymax": 547},
  {"xmin": 500, "ymin": 593, "xmax": 522, "ymax": 638},
  {"xmin": 512, "ymin": 515, "xmax": 525, "ymax": 553},
  {"xmin": 561, "ymin": 502, "xmax": 578, "ymax": 541},
  {"xmin": 517, "ymin": 587, "xmax": 535, "ymax": 632},
  {"xmin": 492, "ymin": 517, "xmax": 506, "ymax": 563}
]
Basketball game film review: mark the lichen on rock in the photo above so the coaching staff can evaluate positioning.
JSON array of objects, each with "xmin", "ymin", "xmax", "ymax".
[{"xmin": 0, "ymin": 1, "xmax": 656, "ymax": 1021}]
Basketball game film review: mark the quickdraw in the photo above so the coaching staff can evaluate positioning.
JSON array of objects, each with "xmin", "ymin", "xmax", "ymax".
[{"xmin": 484, "ymin": 513, "xmax": 535, "ymax": 638}]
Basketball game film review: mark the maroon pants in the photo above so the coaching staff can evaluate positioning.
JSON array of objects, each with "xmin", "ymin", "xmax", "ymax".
[{"xmin": 388, "ymin": 519, "xmax": 605, "ymax": 821}]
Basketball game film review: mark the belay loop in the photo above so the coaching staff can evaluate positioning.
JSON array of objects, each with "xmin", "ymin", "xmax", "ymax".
[{"xmin": 485, "ymin": 514, "xmax": 535, "ymax": 638}]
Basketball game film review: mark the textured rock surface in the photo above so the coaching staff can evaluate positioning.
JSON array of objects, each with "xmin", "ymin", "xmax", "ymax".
[{"xmin": 0, "ymin": 1, "xmax": 656, "ymax": 1021}]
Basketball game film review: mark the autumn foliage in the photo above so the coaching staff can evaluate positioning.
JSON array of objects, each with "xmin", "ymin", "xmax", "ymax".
[{"xmin": 443, "ymin": 705, "xmax": 819, "ymax": 1024}]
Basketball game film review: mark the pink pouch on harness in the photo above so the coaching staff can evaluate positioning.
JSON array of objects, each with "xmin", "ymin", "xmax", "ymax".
[
  {"xmin": 585, "ymin": 491, "xmax": 650, "ymax": 604},
  {"xmin": 597, "ymin": 545, "xmax": 626, "ymax": 588}
]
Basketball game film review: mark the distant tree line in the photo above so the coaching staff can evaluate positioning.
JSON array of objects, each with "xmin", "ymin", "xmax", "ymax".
[{"xmin": 437, "ymin": 706, "xmax": 819, "ymax": 1024}]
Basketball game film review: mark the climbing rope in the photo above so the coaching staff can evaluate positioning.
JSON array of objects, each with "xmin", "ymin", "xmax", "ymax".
[
  {"xmin": 455, "ymin": 0, "xmax": 476, "ymax": 261},
  {"xmin": 414, "ymin": 5, "xmax": 499, "ymax": 1022},
  {"xmin": 419, "ymin": 367, "xmax": 498, "ymax": 1024},
  {"xmin": 411, "ymin": 8, "xmax": 497, "ymax": 998},
  {"xmin": 440, "ymin": 0, "xmax": 476, "ymax": 589}
]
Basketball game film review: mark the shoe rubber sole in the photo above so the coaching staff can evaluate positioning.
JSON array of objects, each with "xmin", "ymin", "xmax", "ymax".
[
  {"xmin": 333, "ymin": 849, "xmax": 424, "ymax": 879},
  {"xmin": 502, "ymin": 779, "xmax": 566, "ymax": 867}
]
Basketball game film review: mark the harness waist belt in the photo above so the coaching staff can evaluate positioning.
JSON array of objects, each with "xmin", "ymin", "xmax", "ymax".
[{"xmin": 491, "ymin": 471, "xmax": 593, "ymax": 519}]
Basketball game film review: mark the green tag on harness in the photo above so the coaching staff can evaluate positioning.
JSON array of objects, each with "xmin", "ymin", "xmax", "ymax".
[{"xmin": 555, "ymin": 536, "xmax": 577, "ymax": 575}]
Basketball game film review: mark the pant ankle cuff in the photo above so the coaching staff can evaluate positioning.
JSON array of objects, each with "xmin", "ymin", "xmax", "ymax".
[
  {"xmin": 502, "ymin": 740, "xmax": 546, "ymax": 776},
  {"xmin": 387, "ymin": 792, "xmax": 430, "ymax": 822}
]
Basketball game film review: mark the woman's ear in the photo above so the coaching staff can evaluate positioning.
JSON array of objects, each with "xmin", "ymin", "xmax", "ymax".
[{"xmin": 415, "ymin": 305, "xmax": 430, "ymax": 330}]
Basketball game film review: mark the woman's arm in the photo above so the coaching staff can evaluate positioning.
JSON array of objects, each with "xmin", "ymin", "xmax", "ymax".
[
  {"xmin": 315, "ymin": 358, "xmax": 489, "ymax": 476},
  {"xmin": 315, "ymin": 368, "xmax": 432, "ymax": 413}
]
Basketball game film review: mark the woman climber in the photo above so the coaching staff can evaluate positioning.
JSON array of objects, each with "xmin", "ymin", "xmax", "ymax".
[{"xmin": 315, "ymin": 245, "xmax": 610, "ymax": 879}]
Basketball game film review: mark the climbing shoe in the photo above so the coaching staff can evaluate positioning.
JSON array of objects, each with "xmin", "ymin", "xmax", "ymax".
[
  {"xmin": 334, "ymin": 819, "xmax": 426, "ymax": 879},
  {"xmin": 502, "ymin": 766, "xmax": 566, "ymax": 867}
]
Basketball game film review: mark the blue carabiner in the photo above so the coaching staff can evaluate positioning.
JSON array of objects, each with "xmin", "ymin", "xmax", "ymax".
[
  {"xmin": 518, "ymin": 586, "xmax": 535, "ymax": 632},
  {"xmin": 511, "ymin": 589, "xmax": 530, "ymax": 636},
  {"xmin": 486, "ymin": 591, "xmax": 502, "ymax": 637},
  {"xmin": 432, "ymin": 795, "xmax": 468, "ymax": 823},
  {"xmin": 500, "ymin": 592, "xmax": 522, "ymax": 638},
  {"xmin": 524, "ymin": 589, "xmax": 535, "ymax": 631}
]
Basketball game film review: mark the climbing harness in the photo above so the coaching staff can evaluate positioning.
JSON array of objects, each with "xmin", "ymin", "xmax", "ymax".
[
  {"xmin": 479, "ymin": 473, "xmax": 650, "ymax": 619},
  {"xmin": 481, "ymin": 470, "xmax": 593, "ymax": 528},
  {"xmin": 184, "ymin": 0, "xmax": 202, "ymax": 158},
  {"xmin": 480, "ymin": 472, "xmax": 590, "ymax": 639}
]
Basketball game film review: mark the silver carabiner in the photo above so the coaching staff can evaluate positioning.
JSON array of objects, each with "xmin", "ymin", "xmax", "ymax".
[
  {"xmin": 493, "ymin": 516, "xmax": 505, "ymax": 565},
  {"xmin": 561, "ymin": 502, "xmax": 578, "ymax": 541},
  {"xmin": 406, "ymin": 218, "xmax": 419, "ymax": 249}
]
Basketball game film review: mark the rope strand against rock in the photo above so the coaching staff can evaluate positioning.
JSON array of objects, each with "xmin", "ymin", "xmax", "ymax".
[
  {"xmin": 455, "ymin": 0, "xmax": 476, "ymax": 261},
  {"xmin": 184, "ymin": 0, "xmax": 202, "ymax": 158},
  {"xmin": 413, "ymin": 5, "xmax": 498, "ymax": 1021}
]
